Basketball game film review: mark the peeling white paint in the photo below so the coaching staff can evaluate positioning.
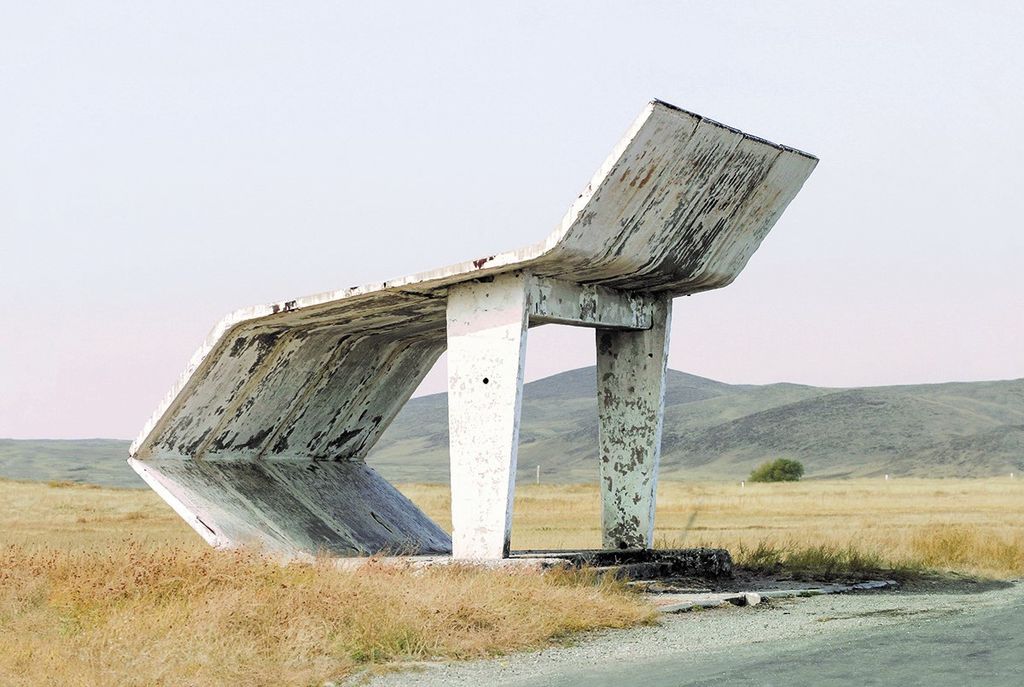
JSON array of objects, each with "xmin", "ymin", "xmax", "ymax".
[
  {"xmin": 447, "ymin": 274, "xmax": 530, "ymax": 559},
  {"xmin": 528, "ymin": 276, "xmax": 651, "ymax": 330},
  {"xmin": 596, "ymin": 296, "xmax": 672, "ymax": 549},
  {"xmin": 128, "ymin": 100, "xmax": 817, "ymax": 560}
]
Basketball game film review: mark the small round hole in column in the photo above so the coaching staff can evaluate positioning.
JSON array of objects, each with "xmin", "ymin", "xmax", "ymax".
[{"xmin": 482, "ymin": 377, "xmax": 489, "ymax": 384}]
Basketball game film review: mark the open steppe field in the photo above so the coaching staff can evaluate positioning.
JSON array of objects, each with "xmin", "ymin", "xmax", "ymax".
[
  {"xmin": 408, "ymin": 478, "xmax": 1024, "ymax": 579},
  {"xmin": 5, "ymin": 477, "xmax": 1022, "ymax": 577},
  {"xmin": 1, "ymin": 477, "xmax": 1021, "ymax": 686}
]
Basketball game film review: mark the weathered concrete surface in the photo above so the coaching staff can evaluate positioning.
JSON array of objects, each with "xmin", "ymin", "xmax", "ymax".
[
  {"xmin": 520, "ymin": 547, "xmax": 734, "ymax": 580},
  {"xmin": 446, "ymin": 274, "xmax": 530, "ymax": 560},
  {"xmin": 447, "ymin": 274, "xmax": 657, "ymax": 559},
  {"xmin": 331, "ymin": 548, "xmax": 734, "ymax": 580},
  {"xmin": 528, "ymin": 277, "xmax": 651, "ymax": 329},
  {"xmin": 130, "ymin": 457, "xmax": 450, "ymax": 557},
  {"xmin": 130, "ymin": 99, "xmax": 817, "ymax": 559},
  {"xmin": 596, "ymin": 295, "xmax": 672, "ymax": 549}
]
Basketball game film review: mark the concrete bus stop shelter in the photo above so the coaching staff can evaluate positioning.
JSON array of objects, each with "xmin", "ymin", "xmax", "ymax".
[{"xmin": 128, "ymin": 100, "xmax": 817, "ymax": 561}]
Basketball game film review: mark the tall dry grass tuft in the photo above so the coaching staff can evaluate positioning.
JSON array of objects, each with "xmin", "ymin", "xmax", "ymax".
[
  {"xmin": 727, "ymin": 541, "xmax": 922, "ymax": 580},
  {"xmin": 907, "ymin": 524, "xmax": 1024, "ymax": 577},
  {"xmin": 0, "ymin": 543, "xmax": 653, "ymax": 687},
  {"xmin": 722, "ymin": 524, "xmax": 1024, "ymax": 581}
]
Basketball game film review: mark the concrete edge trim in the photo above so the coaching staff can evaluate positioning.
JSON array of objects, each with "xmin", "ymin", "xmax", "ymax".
[{"xmin": 655, "ymin": 580, "xmax": 899, "ymax": 613}]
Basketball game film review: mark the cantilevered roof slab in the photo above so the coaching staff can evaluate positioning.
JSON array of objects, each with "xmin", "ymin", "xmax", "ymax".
[{"xmin": 128, "ymin": 100, "xmax": 817, "ymax": 558}]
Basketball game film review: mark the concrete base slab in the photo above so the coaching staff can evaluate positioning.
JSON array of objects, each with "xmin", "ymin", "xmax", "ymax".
[
  {"xmin": 514, "ymin": 548, "xmax": 733, "ymax": 579},
  {"xmin": 331, "ymin": 548, "xmax": 733, "ymax": 579},
  {"xmin": 333, "ymin": 555, "xmax": 570, "ymax": 573}
]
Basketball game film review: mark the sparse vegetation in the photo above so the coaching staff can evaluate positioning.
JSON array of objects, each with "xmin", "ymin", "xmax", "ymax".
[
  {"xmin": 729, "ymin": 541, "xmax": 922, "ymax": 580},
  {"xmin": 1, "ymin": 546, "xmax": 652, "ymax": 685},
  {"xmin": 0, "ymin": 533, "xmax": 651, "ymax": 687},
  {"xmin": 748, "ymin": 458, "xmax": 805, "ymax": 483},
  {"xmin": 0, "ymin": 479, "xmax": 653, "ymax": 687},
  {"xmin": 489, "ymin": 478, "xmax": 1022, "ymax": 579},
  {"xmin": 2, "ymin": 476, "xmax": 1022, "ymax": 685}
]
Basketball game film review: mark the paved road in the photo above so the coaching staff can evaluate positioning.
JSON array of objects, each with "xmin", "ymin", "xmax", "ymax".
[
  {"xmin": 545, "ymin": 588, "xmax": 1023, "ymax": 687},
  {"xmin": 365, "ymin": 582, "xmax": 1023, "ymax": 687}
]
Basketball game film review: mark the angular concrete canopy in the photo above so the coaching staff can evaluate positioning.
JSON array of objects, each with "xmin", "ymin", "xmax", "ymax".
[{"xmin": 129, "ymin": 100, "xmax": 817, "ymax": 560}]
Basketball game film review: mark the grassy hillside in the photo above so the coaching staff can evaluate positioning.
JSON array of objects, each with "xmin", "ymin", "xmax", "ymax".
[
  {"xmin": 370, "ymin": 367, "xmax": 1024, "ymax": 482},
  {"xmin": 3, "ymin": 368, "xmax": 1022, "ymax": 487}
]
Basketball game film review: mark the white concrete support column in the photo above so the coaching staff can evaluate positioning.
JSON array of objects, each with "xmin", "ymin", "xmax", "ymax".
[
  {"xmin": 446, "ymin": 273, "xmax": 530, "ymax": 559},
  {"xmin": 596, "ymin": 294, "xmax": 672, "ymax": 549}
]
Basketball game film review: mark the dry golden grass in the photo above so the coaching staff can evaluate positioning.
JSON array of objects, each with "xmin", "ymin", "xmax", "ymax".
[
  {"xmin": 0, "ymin": 543, "xmax": 648, "ymax": 687},
  {"xmin": 1, "ymin": 478, "xmax": 201, "ymax": 551},
  {"xmin": 2, "ymin": 476, "xmax": 1021, "ymax": 686},
  {"xmin": 403, "ymin": 478, "xmax": 1024, "ymax": 579},
  {"xmin": 12, "ymin": 477, "xmax": 1020, "ymax": 577},
  {"xmin": 0, "ymin": 480, "xmax": 651, "ymax": 687}
]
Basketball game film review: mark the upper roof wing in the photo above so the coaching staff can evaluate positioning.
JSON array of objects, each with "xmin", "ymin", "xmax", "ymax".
[{"xmin": 131, "ymin": 100, "xmax": 817, "ymax": 459}]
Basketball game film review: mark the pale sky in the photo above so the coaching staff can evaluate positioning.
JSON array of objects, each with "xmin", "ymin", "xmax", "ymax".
[{"xmin": 2, "ymin": 1, "xmax": 1022, "ymax": 439}]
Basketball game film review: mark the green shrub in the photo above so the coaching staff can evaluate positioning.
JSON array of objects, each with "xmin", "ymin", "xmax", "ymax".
[{"xmin": 749, "ymin": 458, "xmax": 804, "ymax": 483}]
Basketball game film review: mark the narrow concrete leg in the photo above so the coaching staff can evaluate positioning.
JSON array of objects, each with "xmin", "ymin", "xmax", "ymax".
[
  {"xmin": 596, "ymin": 294, "xmax": 672, "ymax": 549},
  {"xmin": 446, "ymin": 273, "xmax": 529, "ymax": 559}
]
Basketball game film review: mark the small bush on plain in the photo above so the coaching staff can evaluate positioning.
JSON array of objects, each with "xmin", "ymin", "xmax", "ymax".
[{"xmin": 749, "ymin": 458, "xmax": 805, "ymax": 483}]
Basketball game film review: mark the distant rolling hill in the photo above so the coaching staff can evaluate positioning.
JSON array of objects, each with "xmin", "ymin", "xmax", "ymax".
[
  {"xmin": 3, "ymin": 367, "xmax": 1022, "ymax": 488},
  {"xmin": 0, "ymin": 438, "xmax": 140, "ymax": 487},
  {"xmin": 371, "ymin": 368, "xmax": 1024, "ymax": 483}
]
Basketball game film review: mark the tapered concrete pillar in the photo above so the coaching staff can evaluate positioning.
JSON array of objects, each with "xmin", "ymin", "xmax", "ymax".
[
  {"xmin": 446, "ymin": 273, "xmax": 530, "ymax": 559},
  {"xmin": 596, "ymin": 294, "xmax": 672, "ymax": 549}
]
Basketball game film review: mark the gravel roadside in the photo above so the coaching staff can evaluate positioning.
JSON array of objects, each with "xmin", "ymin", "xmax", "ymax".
[{"xmin": 353, "ymin": 579, "xmax": 1022, "ymax": 687}]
